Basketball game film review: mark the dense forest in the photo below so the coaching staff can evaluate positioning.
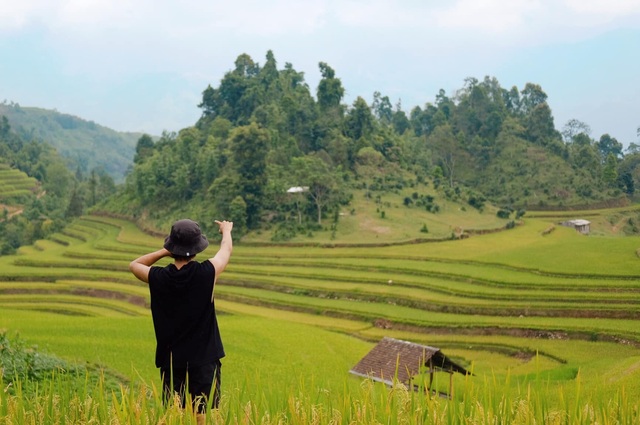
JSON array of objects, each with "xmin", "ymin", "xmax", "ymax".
[{"xmin": 101, "ymin": 50, "xmax": 638, "ymax": 239}]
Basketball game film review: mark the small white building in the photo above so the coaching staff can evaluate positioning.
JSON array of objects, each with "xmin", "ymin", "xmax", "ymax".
[
  {"xmin": 560, "ymin": 219, "xmax": 590, "ymax": 235},
  {"xmin": 286, "ymin": 186, "xmax": 309, "ymax": 193}
]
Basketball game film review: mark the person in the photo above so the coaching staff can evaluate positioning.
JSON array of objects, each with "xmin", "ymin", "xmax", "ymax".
[{"xmin": 129, "ymin": 218, "xmax": 233, "ymax": 416}]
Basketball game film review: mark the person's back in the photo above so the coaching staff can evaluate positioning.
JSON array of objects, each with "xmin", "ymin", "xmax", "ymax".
[
  {"xmin": 148, "ymin": 259, "xmax": 224, "ymax": 368},
  {"xmin": 129, "ymin": 219, "xmax": 233, "ymax": 415}
]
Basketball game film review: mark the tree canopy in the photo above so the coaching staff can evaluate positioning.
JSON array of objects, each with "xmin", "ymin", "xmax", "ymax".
[{"xmin": 107, "ymin": 51, "xmax": 635, "ymax": 239}]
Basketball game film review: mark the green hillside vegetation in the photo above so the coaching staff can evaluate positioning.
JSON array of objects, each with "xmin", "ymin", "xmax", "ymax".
[
  {"xmin": 0, "ymin": 117, "xmax": 116, "ymax": 254},
  {"xmin": 0, "ymin": 213, "xmax": 639, "ymax": 411},
  {"xmin": 100, "ymin": 51, "xmax": 639, "ymax": 242},
  {"xmin": 0, "ymin": 102, "xmax": 142, "ymax": 182}
]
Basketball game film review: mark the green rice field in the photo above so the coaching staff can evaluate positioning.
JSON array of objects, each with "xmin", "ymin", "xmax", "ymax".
[
  {"xmin": 1, "ymin": 213, "xmax": 639, "ymax": 423},
  {"xmin": 0, "ymin": 163, "xmax": 39, "ymax": 201}
]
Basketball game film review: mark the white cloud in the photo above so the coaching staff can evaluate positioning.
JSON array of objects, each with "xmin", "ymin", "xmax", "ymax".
[
  {"xmin": 206, "ymin": 0, "xmax": 328, "ymax": 35},
  {"xmin": 0, "ymin": 0, "xmax": 328, "ymax": 35},
  {"xmin": 0, "ymin": 0, "xmax": 54, "ymax": 30},
  {"xmin": 424, "ymin": 0, "xmax": 640, "ymax": 50},
  {"xmin": 335, "ymin": 0, "xmax": 426, "ymax": 28},
  {"xmin": 433, "ymin": 0, "xmax": 542, "ymax": 34},
  {"xmin": 0, "ymin": 0, "xmax": 145, "ymax": 31},
  {"xmin": 54, "ymin": 0, "xmax": 141, "ymax": 28},
  {"xmin": 564, "ymin": 0, "xmax": 640, "ymax": 17}
]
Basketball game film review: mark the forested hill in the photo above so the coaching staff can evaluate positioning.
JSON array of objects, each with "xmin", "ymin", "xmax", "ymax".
[
  {"xmin": 102, "ymin": 50, "xmax": 638, "ymax": 239},
  {"xmin": 0, "ymin": 116, "xmax": 117, "ymax": 254},
  {"xmin": 0, "ymin": 102, "xmax": 142, "ymax": 182}
]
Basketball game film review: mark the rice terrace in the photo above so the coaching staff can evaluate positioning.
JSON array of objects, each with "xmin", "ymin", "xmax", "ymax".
[{"xmin": 1, "ymin": 210, "xmax": 640, "ymax": 423}]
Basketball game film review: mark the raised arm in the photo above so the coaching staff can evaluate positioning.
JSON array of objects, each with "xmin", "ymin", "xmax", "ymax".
[
  {"xmin": 129, "ymin": 248, "xmax": 172, "ymax": 283},
  {"xmin": 209, "ymin": 220, "xmax": 233, "ymax": 284}
]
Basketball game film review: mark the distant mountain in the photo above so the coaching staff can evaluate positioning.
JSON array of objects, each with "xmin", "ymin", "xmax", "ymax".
[{"xmin": 0, "ymin": 102, "xmax": 145, "ymax": 182}]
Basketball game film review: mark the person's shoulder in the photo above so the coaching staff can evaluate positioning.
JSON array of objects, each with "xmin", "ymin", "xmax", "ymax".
[
  {"xmin": 149, "ymin": 264, "xmax": 172, "ymax": 280},
  {"xmin": 199, "ymin": 259, "xmax": 215, "ymax": 271}
]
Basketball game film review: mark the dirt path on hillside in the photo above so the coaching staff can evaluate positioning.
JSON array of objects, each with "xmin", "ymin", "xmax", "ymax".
[{"xmin": 0, "ymin": 203, "xmax": 22, "ymax": 221}]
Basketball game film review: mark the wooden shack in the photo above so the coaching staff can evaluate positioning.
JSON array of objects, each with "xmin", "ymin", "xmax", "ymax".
[{"xmin": 349, "ymin": 337, "xmax": 471, "ymax": 397}]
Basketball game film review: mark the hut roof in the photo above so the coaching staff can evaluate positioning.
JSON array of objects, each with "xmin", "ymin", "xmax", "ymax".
[
  {"xmin": 567, "ymin": 219, "xmax": 590, "ymax": 226},
  {"xmin": 349, "ymin": 337, "xmax": 470, "ymax": 386}
]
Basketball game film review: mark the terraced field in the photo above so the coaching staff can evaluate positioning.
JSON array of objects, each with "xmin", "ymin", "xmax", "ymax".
[
  {"xmin": 1, "ymin": 214, "xmax": 639, "ymax": 400},
  {"xmin": 0, "ymin": 163, "xmax": 39, "ymax": 202}
]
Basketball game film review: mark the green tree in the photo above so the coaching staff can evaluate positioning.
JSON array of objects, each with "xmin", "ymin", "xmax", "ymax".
[
  {"xmin": 571, "ymin": 144, "xmax": 600, "ymax": 179},
  {"xmin": 209, "ymin": 173, "xmax": 240, "ymax": 219},
  {"xmin": 520, "ymin": 83, "xmax": 548, "ymax": 115},
  {"xmin": 524, "ymin": 103, "xmax": 559, "ymax": 146},
  {"xmin": 597, "ymin": 134, "xmax": 623, "ymax": 160},
  {"xmin": 133, "ymin": 134, "xmax": 155, "ymax": 164},
  {"xmin": 561, "ymin": 119, "xmax": 591, "ymax": 143},
  {"xmin": 602, "ymin": 153, "xmax": 618, "ymax": 186},
  {"xmin": 87, "ymin": 169, "xmax": 98, "ymax": 207},
  {"xmin": 43, "ymin": 162, "xmax": 71, "ymax": 198},
  {"xmin": 372, "ymin": 91, "xmax": 393, "ymax": 125},
  {"xmin": 344, "ymin": 97, "xmax": 375, "ymax": 142},
  {"xmin": 199, "ymin": 53, "xmax": 259, "ymax": 123},
  {"xmin": 355, "ymin": 147, "xmax": 384, "ymax": 195},
  {"xmin": 228, "ymin": 195, "xmax": 248, "ymax": 237},
  {"xmin": 317, "ymin": 62, "xmax": 344, "ymax": 110},
  {"xmin": 291, "ymin": 155, "xmax": 340, "ymax": 225},
  {"xmin": 503, "ymin": 86, "xmax": 521, "ymax": 115},
  {"xmin": 230, "ymin": 123, "xmax": 269, "ymax": 228},
  {"xmin": 429, "ymin": 124, "xmax": 465, "ymax": 188},
  {"xmin": 392, "ymin": 103, "xmax": 410, "ymax": 135},
  {"xmin": 65, "ymin": 185, "xmax": 84, "ymax": 218}
]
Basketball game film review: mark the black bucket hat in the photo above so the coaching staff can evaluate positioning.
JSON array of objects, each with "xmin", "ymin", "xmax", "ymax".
[{"xmin": 163, "ymin": 219, "xmax": 209, "ymax": 257}]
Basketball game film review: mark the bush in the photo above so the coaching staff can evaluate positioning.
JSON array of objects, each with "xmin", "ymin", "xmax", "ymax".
[
  {"xmin": 0, "ymin": 332, "xmax": 71, "ymax": 384},
  {"xmin": 271, "ymin": 222, "xmax": 299, "ymax": 241},
  {"xmin": 468, "ymin": 194, "xmax": 486, "ymax": 210},
  {"xmin": 497, "ymin": 209, "xmax": 511, "ymax": 219},
  {"xmin": 0, "ymin": 332, "xmax": 122, "ymax": 397}
]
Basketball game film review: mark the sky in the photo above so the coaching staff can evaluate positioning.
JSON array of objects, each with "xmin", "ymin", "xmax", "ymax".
[{"xmin": 0, "ymin": 0, "xmax": 639, "ymax": 146}]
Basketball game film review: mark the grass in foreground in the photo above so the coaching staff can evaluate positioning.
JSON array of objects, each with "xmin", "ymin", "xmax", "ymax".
[{"xmin": 1, "ymin": 367, "xmax": 638, "ymax": 424}]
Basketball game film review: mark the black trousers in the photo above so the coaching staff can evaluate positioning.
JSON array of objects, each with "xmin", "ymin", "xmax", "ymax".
[{"xmin": 160, "ymin": 359, "xmax": 221, "ymax": 412}]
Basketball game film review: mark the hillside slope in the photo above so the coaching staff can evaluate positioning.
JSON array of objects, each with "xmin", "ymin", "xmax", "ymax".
[
  {"xmin": 0, "ymin": 102, "xmax": 143, "ymax": 182},
  {"xmin": 103, "ymin": 51, "xmax": 631, "ymax": 241}
]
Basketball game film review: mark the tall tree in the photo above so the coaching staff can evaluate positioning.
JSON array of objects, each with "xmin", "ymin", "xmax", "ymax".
[
  {"xmin": 429, "ymin": 124, "xmax": 464, "ymax": 188},
  {"xmin": 520, "ymin": 83, "xmax": 548, "ymax": 116},
  {"xmin": 372, "ymin": 91, "xmax": 393, "ymax": 125},
  {"xmin": 597, "ymin": 134, "xmax": 623, "ymax": 160},
  {"xmin": 391, "ymin": 101, "xmax": 410, "ymax": 135},
  {"xmin": 134, "ymin": 134, "xmax": 155, "ymax": 164},
  {"xmin": 291, "ymin": 155, "xmax": 340, "ymax": 225},
  {"xmin": 317, "ymin": 62, "xmax": 344, "ymax": 112},
  {"xmin": 524, "ymin": 103, "xmax": 559, "ymax": 146},
  {"xmin": 561, "ymin": 119, "xmax": 591, "ymax": 143},
  {"xmin": 355, "ymin": 147, "xmax": 384, "ymax": 195},
  {"xmin": 344, "ymin": 97, "xmax": 375, "ymax": 142},
  {"xmin": 230, "ymin": 123, "xmax": 269, "ymax": 228},
  {"xmin": 602, "ymin": 153, "xmax": 618, "ymax": 186}
]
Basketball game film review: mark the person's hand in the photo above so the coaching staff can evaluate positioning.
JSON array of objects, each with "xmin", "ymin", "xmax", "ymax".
[{"xmin": 215, "ymin": 220, "xmax": 233, "ymax": 234}]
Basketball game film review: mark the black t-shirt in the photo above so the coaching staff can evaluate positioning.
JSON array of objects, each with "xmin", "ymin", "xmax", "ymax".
[{"xmin": 148, "ymin": 260, "xmax": 225, "ymax": 368}]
